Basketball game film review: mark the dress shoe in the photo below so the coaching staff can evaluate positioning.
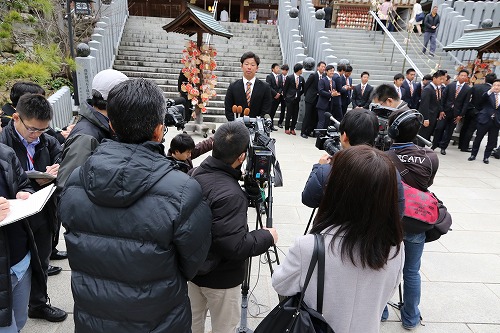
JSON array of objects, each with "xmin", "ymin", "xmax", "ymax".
[
  {"xmin": 270, "ymin": 126, "xmax": 278, "ymax": 131},
  {"xmin": 285, "ymin": 130, "xmax": 290, "ymax": 135},
  {"xmin": 460, "ymin": 148, "xmax": 472, "ymax": 152},
  {"xmin": 483, "ymin": 158, "xmax": 489, "ymax": 164},
  {"xmin": 277, "ymin": 123, "xmax": 283, "ymax": 129},
  {"xmin": 29, "ymin": 304, "xmax": 67, "ymax": 322},
  {"xmin": 300, "ymin": 133, "xmax": 308, "ymax": 139},
  {"xmin": 468, "ymin": 155, "xmax": 476, "ymax": 161},
  {"xmin": 290, "ymin": 130, "xmax": 296, "ymax": 135},
  {"xmin": 47, "ymin": 265, "xmax": 62, "ymax": 276},
  {"xmin": 430, "ymin": 145, "xmax": 437, "ymax": 150},
  {"xmin": 440, "ymin": 149, "xmax": 446, "ymax": 155},
  {"xmin": 50, "ymin": 250, "xmax": 67, "ymax": 260}
]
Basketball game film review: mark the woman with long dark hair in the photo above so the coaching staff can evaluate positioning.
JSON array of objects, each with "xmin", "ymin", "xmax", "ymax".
[{"xmin": 272, "ymin": 145, "xmax": 404, "ymax": 333}]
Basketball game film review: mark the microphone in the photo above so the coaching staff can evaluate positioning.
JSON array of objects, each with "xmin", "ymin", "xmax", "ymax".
[
  {"xmin": 263, "ymin": 114, "xmax": 273, "ymax": 128},
  {"xmin": 324, "ymin": 112, "xmax": 341, "ymax": 131},
  {"xmin": 416, "ymin": 135, "xmax": 432, "ymax": 147}
]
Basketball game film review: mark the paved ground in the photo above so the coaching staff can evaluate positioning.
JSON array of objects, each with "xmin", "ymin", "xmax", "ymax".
[{"xmin": 24, "ymin": 125, "xmax": 500, "ymax": 332}]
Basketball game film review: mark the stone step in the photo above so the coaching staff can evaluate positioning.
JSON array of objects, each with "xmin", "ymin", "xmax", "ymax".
[
  {"xmin": 119, "ymin": 36, "xmax": 281, "ymax": 46},
  {"xmin": 114, "ymin": 55, "xmax": 278, "ymax": 68},
  {"xmin": 117, "ymin": 45, "xmax": 282, "ymax": 57},
  {"xmin": 116, "ymin": 71, "xmax": 268, "ymax": 84},
  {"xmin": 118, "ymin": 41, "xmax": 282, "ymax": 50}
]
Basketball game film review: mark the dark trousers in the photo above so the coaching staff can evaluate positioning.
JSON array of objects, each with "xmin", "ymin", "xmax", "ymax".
[
  {"xmin": 316, "ymin": 107, "xmax": 329, "ymax": 131},
  {"xmin": 418, "ymin": 113, "xmax": 437, "ymax": 147},
  {"xmin": 29, "ymin": 219, "xmax": 51, "ymax": 309},
  {"xmin": 270, "ymin": 99, "xmax": 280, "ymax": 125},
  {"xmin": 278, "ymin": 99, "xmax": 286, "ymax": 125},
  {"xmin": 433, "ymin": 116, "xmax": 456, "ymax": 149},
  {"xmin": 285, "ymin": 99, "xmax": 299, "ymax": 130},
  {"xmin": 332, "ymin": 103, "xmax": 343, "ymax": 121},
  {"xmin": 471, "ymin": 121, "xmax": 500, "ymax": 159},
  {"xmin": 459, "ymin": 112, "xmax": 477, "ymax": 150},
  {"xmin": 301, "ymin": 101, "xmax": 318, "ymax": 135}
]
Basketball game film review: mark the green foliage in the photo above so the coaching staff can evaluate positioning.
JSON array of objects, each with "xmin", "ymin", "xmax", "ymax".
[
  {"xmin": 47, "ymin": 77, "xmax": 73, "ymax": 92},
  {"xmin": 0, "ymin": 61, "xmax": 51, "ymax": 86},
  {"xmin": 15, "ymin": 52, "xmax": 26, "ymax": 61},
  {"xmin": 7, "ymin": 0, "xmax": 53, "ymax": 15},
  {"xmin": 34, "ymin": 43, "xmax": 62, "ymax": 73}
]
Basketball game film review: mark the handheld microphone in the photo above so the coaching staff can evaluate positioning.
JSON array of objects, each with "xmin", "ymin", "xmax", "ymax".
[{"xmin": 324, "ymin": 112, "xmax": 341, "ymax": 131}]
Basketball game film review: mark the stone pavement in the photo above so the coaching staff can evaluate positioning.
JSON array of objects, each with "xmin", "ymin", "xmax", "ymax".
[{"xmin": 24, "ymin": 127, "xmax": 500, "ymax": 333}]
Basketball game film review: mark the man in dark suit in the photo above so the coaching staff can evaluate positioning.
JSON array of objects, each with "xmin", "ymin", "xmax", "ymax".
[
  {"xmin": 351, "ymin": 71, "xmax": 373, "ymax": 109},
  {"xmin": 393, "ymin": 73, "xmax": 406, "ymax": 101},
  {"xmin": 459, "ymin": 73, "xmax": 497, "ymax": 152},
  {"xmin": 402, "ymin": 68, "xmax": 419, "ymax": 109},
  {"xmin": 224, "ymin": 52, "xmax": 272, "ymax": 121},
  {"xmin": 432, "ymin": 69, "xmax": 471, "ymax": 155},
  {"xmin": 468, "ymin": 79, "xmax": 500, "ymax": 164},
  {"xmin": 283, "ymin": 63, "xmax": 305, "ymax": 135},
  {"xmin": 333, "ymin": 65, "xmax": 345, "ymax": 120},
  {"xmin": 418, "ymin": 70, "xmax": 447, "ymax": 145},
  {"xmin": 324, "ymin": 2, "xmax": 333, "ymax": 28},
  {"xmin": 301, "ymin": 61, "xmax": 326, "ymax": 138},
  {"xmin": 277, "ymin": 64, "xmax": 289, "ymax": 128},
  {"xmin": 316, "ymin": 64, "xmax": 341, "ymax": 130},
  {"xmin": 265, "ymin": 63, "xmax": 283, "ymax": 131},
  {"xmin": 339, "ymin": 65, "xmax": 354, "ymax": 117}
]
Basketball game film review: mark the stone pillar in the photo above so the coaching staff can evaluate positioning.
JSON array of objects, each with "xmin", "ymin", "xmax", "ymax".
[{"xmin": 76, "ymin": 56, "xmax": 97, "ymax": 105}]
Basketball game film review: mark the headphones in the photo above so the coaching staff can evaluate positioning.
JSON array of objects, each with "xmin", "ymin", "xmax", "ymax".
[{"xmin": 388, "ymin": 109, "xmax": 424, "ymax": 139}]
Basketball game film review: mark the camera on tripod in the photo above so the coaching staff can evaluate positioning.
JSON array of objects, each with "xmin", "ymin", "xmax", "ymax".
[
  {"xmin": 315, "ymin": 112, "xmax": 342, "ymax": 156},
  {"xmin": 164, "ymin": 98, "xmax": 186, "ymax": 131}
]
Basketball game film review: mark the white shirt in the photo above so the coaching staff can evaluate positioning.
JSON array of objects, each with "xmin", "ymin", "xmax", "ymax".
[
  {"xmin": 242, "ymin": 76, "xmax": 256, "ymax": 99},
  {"xmin": 394, "ymin": 84, "xmax": 402, "ymax": 98},
  {"xmin": 220, "ymin": 10, "xmax": 229, "ymax": 22}
]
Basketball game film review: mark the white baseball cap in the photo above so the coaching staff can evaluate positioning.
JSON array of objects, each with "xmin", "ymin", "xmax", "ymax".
[{"xmin": 92, "ymin": 69, "xmax": 128, "ymax": 100}]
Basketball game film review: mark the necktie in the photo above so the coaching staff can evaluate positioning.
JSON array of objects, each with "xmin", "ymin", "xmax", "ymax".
[
  {"xmin": 409, "ymin": 82, "xmax": 414, "ymax": 96},
  {"xmin": 282, "ymin": 75, "xmax": 285, "ymax": 87},
  {"xmin": 398, "ymin": 88, "xmax": 401, "ymax": 98},
  {"xmin": 436, "ymin": 87, "xmax": 441, "ymax": 101},
  {"xmin": 496, "ymin": 93, "xmax": 499, "ymax": 109},
  {"xmin": 246, "ymin": 81, "xmax": 252, "ymax": 107},
  {"xmin": 455, "ymin": 84, "xmax": 461, "ymax": 98},
  {"xmin": 361, "ymin": 85, "xmax": 365, "ymax": 96},
  {"xmin": 275, "ymin": 75, "xmax": 278, "ymax": 86},
  {"xmin": 295, "ymin": 76, "xmax": 299, "ymax": 89},
  {"xmin": 330, "ymin": 79, "xmax": 333, "ymax": 91}
]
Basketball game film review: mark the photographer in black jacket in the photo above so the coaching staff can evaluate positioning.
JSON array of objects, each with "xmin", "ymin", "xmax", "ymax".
[{"xmin": 190, "ymin": 121, "xmax": 278, "ymax": 333}]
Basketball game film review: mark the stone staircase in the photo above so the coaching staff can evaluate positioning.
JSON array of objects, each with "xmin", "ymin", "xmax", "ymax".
[
  {"xmin": 113, "ymin": 16, "xmax": 283, "ymax": 123},
  {"xmin": 323, "ymin": 28, "xmax": 459, "ymax": 86}
]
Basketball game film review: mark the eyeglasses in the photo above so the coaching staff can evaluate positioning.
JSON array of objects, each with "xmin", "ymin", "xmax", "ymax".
[{"xmin": 19, "ymin": 116, "xmax": 50, "ymax": 134}]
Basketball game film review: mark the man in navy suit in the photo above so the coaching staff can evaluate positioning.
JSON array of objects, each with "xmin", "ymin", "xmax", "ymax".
[
  {"xmin": 301, "ymin": 61, "xmax": 326, "ymax": 138},
  {"xmin": 283, "ymin": 63, "xmax": 305, "ymax": 135},
  {"xmin": 224, "ymin": 52, "xmax": 272, "ymax": 121},
  {"xmin": 432, "ymin": 69, "xmax": 471, "ymax": 155},
  {"xmin": 393, "ymin": 73, "xmax": 406, "ymax": 101},
  {"xmin": 333, "ymin": 65, "xmax": 345, "ymax": 120},
  {"xmin": 316, "ymin": 64, "xmax": 341, "ymax": 130},
  {"xmin": 277, "ymin": 64, "xmax": 289, "ymax": 128},
  {"xmin": 351, "ymin": 71, "xmax": 373, "ymax": 109},
  {"xmin": 339, "ymin": 65, "xmax": 354, "ymax": 117},
  {"xmin": 469, "ymin": 79, "xmax": 500, "ymax": 164},
  {"xmin": 418, "ymin": 70, "xmax": 446, "ymax": 145},
  {"xmin": 402, "ymin": 68, "xmax": 419, "ymax": 109},
  {"xmin": 266, "ymin": 63, "xmax": 283, "ymax": 131},
  {"xmin": 460, "ymin": 73, "xmax": 496, "ymax": 152}
]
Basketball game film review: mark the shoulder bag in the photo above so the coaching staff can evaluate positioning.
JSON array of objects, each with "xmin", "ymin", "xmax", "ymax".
[{"xmin": 254, "ymin": 234, "xmax": 334, "ymax": 333}]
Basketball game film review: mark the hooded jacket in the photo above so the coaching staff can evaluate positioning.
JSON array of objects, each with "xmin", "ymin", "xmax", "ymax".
[{"xmin": 59, "ymin": 140, "xmax": 212, "ymax": 333}]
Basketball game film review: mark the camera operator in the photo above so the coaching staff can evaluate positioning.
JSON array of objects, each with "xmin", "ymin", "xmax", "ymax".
[
  {"xmin": 383, "ymin": 109, "xmax": 439, "ymax": 329},
  {"xmin": 371, "ymin": 83, "xmax": 409, "ymax": 110},
  {"xmin": 166, "ymin": 133, "xmax": 214, "ymax": 173},
  {"xmin": 189, "ymin": 121, "xmax": 278, "ymax": 333},
  {"xmin": 302, "ymin": 108, "xmax": 404, "ymax": 217}
]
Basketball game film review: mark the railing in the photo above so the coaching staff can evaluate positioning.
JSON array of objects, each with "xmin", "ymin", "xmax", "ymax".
[
  {"xmin": 369, "ymin": 10, "xmax": 424, "ymax": 79},
  {"xmin": 48, "ymin": 86, "xmax": 73, "ymax": 130},
  {"xmin": 75, "ymin": 0, "xmax": 129, "ymax": 104}
]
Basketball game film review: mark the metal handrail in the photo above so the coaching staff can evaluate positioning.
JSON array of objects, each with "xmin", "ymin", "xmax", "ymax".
[
  {"xmin": 205, "ymin": 0, "xmax": 219, "ymax": 46},
  {"xmin": 369, "ymin": 10, "xmax": 424, "ymax": 79}
]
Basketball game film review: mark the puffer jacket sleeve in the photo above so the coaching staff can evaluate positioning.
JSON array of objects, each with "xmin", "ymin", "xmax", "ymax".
[
  {"xmin": 302, "ymin": 163, "xmax": 331, "ymax": 208},
  {"xmin": 46, "ymin": 135, "xmax": 62, "ymax": 164},
  {"xmin": 191, "ymin": 137, "xmax": 214, "ymax": 161},
  {"xmin": 173, "ymin": 177, "xmax": 212, "ymax": 280}
]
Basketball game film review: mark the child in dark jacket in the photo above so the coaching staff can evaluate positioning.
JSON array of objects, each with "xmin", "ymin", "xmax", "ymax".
[{"xmin": 167, "ymin": 133, "xmax": 214, "ymax": 173}]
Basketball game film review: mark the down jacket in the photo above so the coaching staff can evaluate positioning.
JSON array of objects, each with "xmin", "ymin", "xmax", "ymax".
[{"xmin": 59, "ymin": 140, "xmax": 212, "ymax": 333}]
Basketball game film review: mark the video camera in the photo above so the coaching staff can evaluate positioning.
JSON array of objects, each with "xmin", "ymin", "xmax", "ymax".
[
  {"xmin": 164, "ymin": 98, "xmax": 186, "ymax": 131},
  {"xmin": 371, "ymin": 104, "xmax": 432, "ymax": 150},
  {"xmin": 315, "ymin": 112, "xmax": 342, "ymax": 156}
]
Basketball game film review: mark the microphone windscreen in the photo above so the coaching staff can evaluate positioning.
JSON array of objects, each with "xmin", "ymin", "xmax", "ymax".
[
  {"xmin": 243, "ymin": 108, "xmax": 250, "ymax": 116},
  {"xmin": 232, "ymin": 105, "xmax": 237, "ymax": 113},
  {"xmin": 324, "ymin": 112, "xmax": 332, "ymax": 119},
  {"xmin": 237, "ymin": 106, "xmax": 243, "ymax": 114}
]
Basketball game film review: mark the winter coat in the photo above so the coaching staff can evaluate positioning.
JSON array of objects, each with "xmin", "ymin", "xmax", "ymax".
[{"xmin": 59, "ymin": 140, "xmax": 212, "ymax": 333}]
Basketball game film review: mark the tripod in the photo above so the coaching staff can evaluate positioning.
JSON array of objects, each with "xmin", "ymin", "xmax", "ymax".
[{"xmin": 237, "ymin": 180, "xmax": 281, "ymax": 333}]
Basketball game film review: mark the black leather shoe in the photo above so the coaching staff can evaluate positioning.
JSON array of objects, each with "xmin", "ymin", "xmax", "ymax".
[
  {"xmin": 468, "ymin": 155, "xmax": 476, "ymax": 161},
  {"xmin": 460, "ymin": 148, "xmax": 472, "ymax": 152},
  {"xmin": 270, "ymin": 126, "xmax": 278, "ymax": 131},
  {"xmin": 277, "ymin": 123, "xmax": 283, "ymax": 129},
  {"xmin": 50, "ymin": 250, "xmax": 67, "ymax": 260},
  {"xmin": 47, "ymin": 265, "xmax": 62, "ymax": 276},
  {"xmin": 431, "ymin": 145, "xmax": 437, "ymax": 150},
  {"xmin": 28, "ymin": 304, "xmax": 67, "ymax": 322},
  {"xmin": 440, "ymin": 149, "xmax": 446, "ymax": 155},
  {"xmin": 483, "ymin": 158, "xmax": 489, "ymax": 164},
  {"xmin": 300, "ymin": 133, "xmax": 308, "ymax": 139}
]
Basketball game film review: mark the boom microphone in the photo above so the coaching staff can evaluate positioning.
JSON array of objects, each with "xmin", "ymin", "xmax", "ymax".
[{"xmin": 324, "ymin": 112, "xmax": 341, "ymax": 131}]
